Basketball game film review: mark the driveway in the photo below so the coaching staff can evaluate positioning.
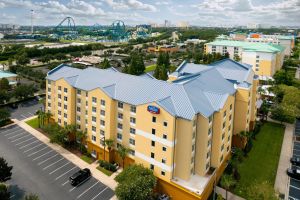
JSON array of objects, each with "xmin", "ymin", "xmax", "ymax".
[{"xmin": 0, "ymin": 124, "xmax": 114, "ymax": 200}]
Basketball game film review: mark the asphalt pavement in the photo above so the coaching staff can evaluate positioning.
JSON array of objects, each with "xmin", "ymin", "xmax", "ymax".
[
  {"xmin": 6, "ymin": 99, "xmax": 43, "ymax": 120},
  {"xmin": 0, "ymin": 124, "xmax": 114, "ymax": 200}
]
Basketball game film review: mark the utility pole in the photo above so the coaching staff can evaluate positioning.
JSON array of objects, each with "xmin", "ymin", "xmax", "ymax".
[{"xmin": 30, "ymin": 9, "xmax": 34, "ymax": 34}]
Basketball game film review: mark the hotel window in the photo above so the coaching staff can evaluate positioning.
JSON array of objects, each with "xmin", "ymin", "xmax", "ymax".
[
  {"xmin": 118, "ymin": 123, "xmax": 123, "ymax": 130},
  {"xmin": 163, "ymin": 134, "xmax": 167, "ymax": 139},
  {"xmin": 58, "ymin": 111, "xmax": 61, "ymax": 115},
  {"xmin": 152, "ymin": 129, "xmax": 156, "ymax": 135},
  {"xmin": 92, "ymin": 97, "xmax": 97, "ymax": 103},
  {"xmin": 129, "ymin": 138, "xmax": 135, "ymax": 145},
  {"xmin": 207, "ymin": 151, "xmax": 210, "ymax": 159},
  {"xmin": 228, "ymin": 135, "xmax": 231, "ymax": 142},
  {"xmin": 100, "ymin": 99, "xmax": 105, "ymax": 106},
  {"xmin": 64, "ymin": 105, "xmax": 67, "ymax": 110},
  {"xmin": 92, "ymin": 107, "xmax": 96, "ymax": 113},
  {"xmin": 206, "ymin": 162, "xmax": 210, "ymax": 170},
  {"xmin": 77, "ymin": 107, "xmax": 81, "ymax": 112},
  {"xmin": 229, "ymin": 114, "xmax": 232, "ymax": 121},
  {"xmin": 117, "ymin": 133, "xmax": 122, "ymax": 140},
  {"xmin": 193, "ymin": 119, "xmax": 196, "ymax": 127},
  {"xmin": 192, "ymin": 144, "xmax": 195, "ymax": 152},
  {"xmin": 220, "ymin": 155, "xmax": 224, "ymax": 162},
  {"xmin": 192, "ymin": 131, "xmax": 196, "ymax": 139},
  {"xmin": 118, "ymin": 113, "xmax": 123, "ymax": 119},
  {"xmin": 92, "ymin": 135, "xmax": 96, "ymax": 142},
  {"xmin": 222, "ymin": 133, "xmax": 225, "ymax": 140},
  {"xmin": 64, "ymin": 88, "xmax": 68, "ymax": 93},
  {"xmin": 116, "ymin": 143, "xmax": 121, "ymax": 148},
  {"xmin": 58, "ymin": 86, "xmax": 61, "ymax": 91},
  {"xmin": 162, "ymin": 159, "xmax": 166, "ymax": 164},
  {"xmin": 48, "ymin": 88, "xmax": 51, "ymax": 92},
  {"xmin": 228, "ymin": 125, "xmax": 231, "ymax": 131},
  {"xmin": 130, "ymin": 117, "xmax": 136, "ymax": 124},
  {"xmin": 209, "ymin": 115, "xmax": 213, "ymax": 123},
  {"xmin": 92, "ymin": 126, "xmax": 96, "ymax": 132},
  {"xmin": 64, "ymin": 96, "xmax": 68, "ymax": 101},
  {"xmin": 151, "ymin": 141, "xmax": 155, "ymax": 147},
  {"xmin": 163, "ymin": 121, "xmax": 168, "ymax": 127},
  {"xmin": 256, "ymin": 64, "xmax": 259, "ymax": 67},
  {"xmin": 58, "ymin": 102, "xmax": 61, "ymax": 107},
  {"xmin": 118, "ymin": 102, "xmax": 123, "ymax": 109},
  {"xmin": 152, "ymin": 117, "xmax": 156, "ymax": 123},
  {"xmin": 86, "ymin": 92, "xmax": 88, "ymax": 97},
  {"xmin": 207, "ymin": 139, "xmax": 211, "ymax": 147},
  {"xmin": 130, "ymin": 105, "xmax": 136, "ymax": 113},
  {"xmin": 86, "ymin": 101, "xmax": 88, "ymax": 106},
  {"xmin": 162, "ymin": 146, "xmax": 167, "ymax": 152},
  {"xmin": 64, "ymin": 121, "xmax": 67, "ymax": 126},
  {"xmin": 100, "ymin": 120, "xmax": 105, "ymax": 126},
  {"xmin": 161, "ymin": 171, "xmax": 165, "ymax": 176},
  {"xmin": 151, "ymin": 152, "xmax": 155, "ymax": 158},
  {"xmin": 100, "ymin": 130, "xmax": 105, "ymax": 136},
  {"xmin": 230, "ymin": 104, "xmax": 232, "ymax": 110},
  {"xmin": 92, "ymin": 116, "xmax": 96, "ymax": 122},
  {"xmin": 58, "ymin": 119, "xmax": 61, "ymax": 124},
  {"xmin": 227, "ymin": 146, "xmax": 230, "ymax": 152},
  {"xmin": 130, "ymin": 128, "xmax": 136, "ymax": 135},
  {"xmin": 150, "ymin": 164, "xmax": 154, "ymax": 170},
  {"xmin": 85, "ymin": 110, "xmax": 88, "ymax": 115},
  {"xmin": 77, "ymin": 124, "xmax": 81, "ymax": 129},
  {"xmin": 64, "ymin": 113, "xmax": 67, "ymax": 118},
  {"xmin": 191, "ymin": 156, "xmax": 194, "ymax": 164},
  {"xmin": 223, "ymin": 111, "xmax": 226, "ymax": 118},
  {"xmin": 223, "ymin": 122, "xmax": 226, "ymax": 129},
  {"xmin": 77, "ymin": 99, "xmax": 81, "ymax": 103},
  {"xmin": 77, "ymin": 90, "xmax": 81, "ymax": 94},
  {"xmin": 221, "ymin": 144, "xmax": 224, "ymax": 151},
  {"xmin": 48, "ymin": 103, "xmax": 51, "ymax": 107},
  {"xmin": 129, "ymin": 149, "xmax": 135, "ymax": 156},
  {"xmin": 100, "ymin": 110, "xmax": 105, "ymax": 116},
  {"xmin": 208, "ymin": 128, "xmax": 212, "ymax": 136},
  {"xmin": 77, "ymin": 116, "xmax": 80, "ymax": 121},
  {"xmin": 100, "ymin": 140, "xmax": 104, "ymax": 146},
  {"xmin": 58, "ymin": 94, "xmax": 61, "ymax": 99},
  {"xmin": 256, "ymin": 55, "xmax": 260, "ymax": 59}
]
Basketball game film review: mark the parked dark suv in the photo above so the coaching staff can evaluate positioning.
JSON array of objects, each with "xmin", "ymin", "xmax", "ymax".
[
  {"xmin": 290, "ymin": 157, "xmax": 300, "ymax": 166},
  {"xmin": 69, "ymin": 168, "xmax": 91, "ymax": 186},
  {"xmin": 287, "ymin": 168, "xmax": 300, "ymax": 180}
]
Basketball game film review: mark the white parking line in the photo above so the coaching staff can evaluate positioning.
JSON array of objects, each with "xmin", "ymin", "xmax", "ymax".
[
  {"xmin": 19, "ymin": 140, "xmax": 39, "ymax": 149},
  {"xmin": 55, "ymin": 166, "xmax": 77, "ymax": 180},
  {"xmin": 290, "ymin": 184, "xmax": 300, "ymax": 190},
  {"xmin": 11, "ymin": 134, "xmax": 31, "ymax": 142},
  {"xmin": 8, "ymin": 132, "xmax": 24, "ymax": 139},
  {"xmin": 69, "ymin": 186, "xmax": 77, "ymax": 192},
  {"xmin": 20, "ymin": 114, "xmax": 27, "ymax": 119},
  {"xmin": 0, "ymin": 126, "xmax": 18, "ymax": 134},
  {"xmin": 38, "ymin": 154, "xmax": 58, "ymax": 165},
  {"xmin": 76, "ymin": 181, "xmax": 99, "ymax": 199},
  {"xmin": 33, "ymin": 150, "xmax": 53, "ymax": 161},
  {"xmin": 4, "ymin": 129, "xmax": 22, "ymax": 136},
  {"xmin": 62, "ymin": 180, "xmax": 69, "ymax": 186},
  {"xmin": 15, "ymin": 137, "xmax": 34, "ymax": 146},
  {"xmin": 24, "ymin": 143, "xmax": 44, "ymax": 153},
  {"xmin": 49, "ymin": 162, "xmax": 70, "ymax": 175},
  {"xmin": 43, "ymin": 158, "xmax": 64, "ymax": 170},
  {"xmin": 90, "ymin": 187, "xmax": 108, "ymax": 200},
  {"xmin": 28, "ymin": 146, "xmax": 48, "ymax": 157},
  {"xmin": 28, "ymin": 112, "xmax": 34, "ymax": 116},
  {"xmin": 9, "ymin": 194, "xmax": 15, "ymax": 199}
]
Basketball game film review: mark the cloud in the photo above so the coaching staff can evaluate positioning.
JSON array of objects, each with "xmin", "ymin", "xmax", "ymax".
[{"xmin": 103, "ymin": 0, "xmax": 157, "ymax": 11}]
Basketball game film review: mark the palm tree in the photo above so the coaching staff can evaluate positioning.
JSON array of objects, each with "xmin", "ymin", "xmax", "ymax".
[
  {"xmin": 220, "ymin": 174, "xmax": 236, "ymax": 200},
  {"xmin": 37, "ymin": 110, "xmax": 45, "ymax": 128},
  {"xmin": 64, "ymin": 124, "xmax": 77, "ymax": 145},
  {"xmin": 44, "ymin": 111, "xmax": 52, "ymax": 125},
  {"xmin": 75, "ymin": 130, "xmax": 87, "ymax": 152},
  {"xmin": 104, "ymin": 139, "xmax": 114, "ymax": 163},
  {"xmin": 117, "ymin": 144, "xmax": 129, "ymax": 168}
]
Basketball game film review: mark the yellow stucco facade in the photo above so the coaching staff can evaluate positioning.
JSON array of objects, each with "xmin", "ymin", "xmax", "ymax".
[{"xmin": 46, "ymin": 62, "xmax": 258, "ymax": 200}]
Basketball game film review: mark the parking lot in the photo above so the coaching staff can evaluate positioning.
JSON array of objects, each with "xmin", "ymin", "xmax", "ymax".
[
  {"xmin": 288, "ymin": 120, "xmax": 300, "ymax": 200},
  {"xmin": 6, "ymin": 98, "xmax": 42, "ymax": 120},
  {"xmin": 0, "ymin": 124, "xmax": 114, "ymax": 200}
]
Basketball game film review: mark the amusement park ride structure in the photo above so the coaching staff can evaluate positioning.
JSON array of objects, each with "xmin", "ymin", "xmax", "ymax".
[{"xmin": 51, "ymin": 17, "xmax": 152, "ymax": 42}]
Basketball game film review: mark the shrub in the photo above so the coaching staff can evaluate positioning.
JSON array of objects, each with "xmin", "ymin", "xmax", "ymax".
[{"xmin": 99, "ymin": 160, "xmax": 117, "ymax": 172}]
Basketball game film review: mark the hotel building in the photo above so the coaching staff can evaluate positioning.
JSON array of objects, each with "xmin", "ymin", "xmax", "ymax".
[
  {"xmin": 204, "ymin": 40, "xmax": 285, "ymax": 80},
  {"xmin": 46, "ymin": 59, "xmax": 258, "ymax": 200}
]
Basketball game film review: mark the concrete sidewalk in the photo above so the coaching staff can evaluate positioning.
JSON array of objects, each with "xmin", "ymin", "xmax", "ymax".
[
  {"xmin": 274, "ymin": 123, "xmax": 294, "ymax": 198},
  {"xmin": 14, "ymin": 117, "xmax": 118, "ymax": 200}
]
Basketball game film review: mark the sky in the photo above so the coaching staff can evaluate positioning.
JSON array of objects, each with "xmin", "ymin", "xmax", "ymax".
[{"xmin": 0, "ymin": 0, "xmax": 299, "ymax": 27}]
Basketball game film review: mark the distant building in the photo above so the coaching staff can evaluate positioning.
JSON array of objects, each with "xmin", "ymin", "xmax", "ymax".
[
  {"xmin": 204, "ymin": 40, "xmax": 285, "ymax": 79},
  {"xmin": 184, "ymin": 39, "xmax": 207, "ymax": 45},
  {"xmin": 147, "ymin": 45, "xmax": 179, "ymax": 53},
  {"xmin": 177, "ymin": 21, "xmax": 189, "ymax": 28},
  {"xmin": 0, "ymin": 70, "xmax": 18, "ymax": 86},
  {"xmin": 0, "ymin": 33, "xmax": 4, "ymax": 40}
]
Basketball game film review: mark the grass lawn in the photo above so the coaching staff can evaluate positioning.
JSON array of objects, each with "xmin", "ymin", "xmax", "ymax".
[
  {"xmin": 26, "ymin": 117, "xmax": 39, "ymax": 129},
  {"xmin": 234, "ymin": 122, "xmax": 285, "ymax": 198},
  {"xmin": 96, "ymin": 166, "xmax": 113, "ymax": 176},
  {"xmin": 80, "ymin": 155, "xmax": 94, "ymax": 164},
  {"xmin": 145, "ymin": 64, "xmax": 156, "ymax": 72}
]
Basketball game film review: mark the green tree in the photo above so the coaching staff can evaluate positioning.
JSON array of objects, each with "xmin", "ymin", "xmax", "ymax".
[
  {"xmin": 0, "ymin": 91, "xmax": 10, "ymax": 104},
  {"xmin": 115, "ymin": 164, "xmax": 157, "ymax": 200},
  {"xmin": 104, "ymin": 139, "xmax": 114, "ymax": 162},
  {"xmin": 14, "ymin": 84, "xmax": 35, "ymax": 100},
  {"xmin": 117, "ymin": 144, "xmax": 129, "ymax": 168},
  {"xmin": 273, "ymin": 70, "xmax": 293, "ymax": 86},
  {"xmin": 100, "ymin": 58, "xmax": 111, "ymax": 69},
  {"xmin": 0, "ymin": 157, "xmax": 13, "ymax": 182},
  {"xmin": 0, "ymin": 109, "xmax": 10, "ymax": 123},
  {"xmin": 0, "ymin": 78, "xmax": 10, "ymax": 91},
  {"xmin": 16, "ymin": 53, "xmax": 30, "ymax": 66},
  {"xmin": 24, "ymin": 194, "xmax": 39, "ymax": 200},
  {"xmin": 233, "ymin": 54, "xmax": 241, "ymax": 62},
  {"xmin": 75, "ymin": 130, "xmax": 87, "ymax": 152},
  {"xmin": 220, "ymin": 174, "xmax": 236, "ymax": 200},
  {"xmin": 0, "ymin": 183, "xmax": 10, "ymax": 200},
  {"xmin": 126, "ymin": 53, "xmax": 145, "ymax": 75}
]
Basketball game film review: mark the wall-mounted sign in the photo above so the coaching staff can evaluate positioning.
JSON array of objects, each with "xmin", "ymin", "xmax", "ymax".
[{"xmin": 147, "ymin": 105, "xmax": 160, "ymax": 114}]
